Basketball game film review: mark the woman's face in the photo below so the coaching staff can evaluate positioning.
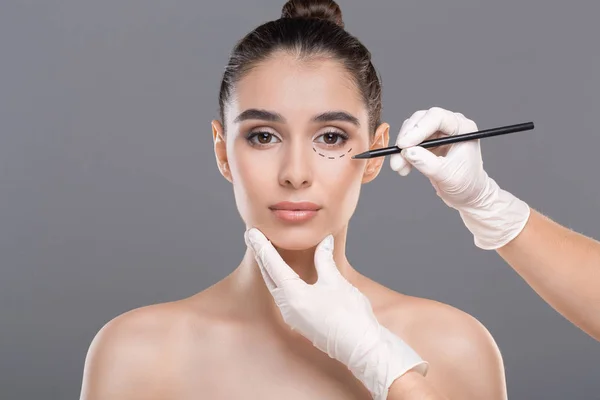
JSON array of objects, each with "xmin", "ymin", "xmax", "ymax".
[{"xmin": 213, "ymin": 52, "xmax": 388, "ymax": 250}]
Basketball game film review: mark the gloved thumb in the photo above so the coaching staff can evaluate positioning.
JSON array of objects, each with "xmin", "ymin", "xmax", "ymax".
[
  {"xmin": 400, "ymin": 146, "xmax": 443, "ymax": 179},
  {"xmin": 244, "ymin": 227, "xmax": 300, "ymax": 290},
  {"xmin": 314, "ymin": 235, "xmax": 342, "ymax": 284}
]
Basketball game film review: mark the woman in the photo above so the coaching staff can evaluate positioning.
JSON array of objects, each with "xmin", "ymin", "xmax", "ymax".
[{"xmin": 79, "ymin": 1, "xmax": 507, "ymax": 399}]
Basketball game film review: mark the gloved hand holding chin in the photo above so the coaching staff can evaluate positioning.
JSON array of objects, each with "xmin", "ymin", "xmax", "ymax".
[{"xmin": 244, "ymin": 228, "xmax": 428, "ymax": 400}]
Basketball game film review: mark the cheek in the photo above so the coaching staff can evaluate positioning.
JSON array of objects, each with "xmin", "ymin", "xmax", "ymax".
[
  {"xmin": 320, "ymin": 158, "xmax": 364, "ymax": 216},
  {"xmin": 228, "ymin": 144, "xmax": 277, "ymax": 221}
]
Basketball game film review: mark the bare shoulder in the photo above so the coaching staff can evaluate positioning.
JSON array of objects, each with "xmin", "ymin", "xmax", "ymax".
[
  {"xmin": 79, "ymin": 298, "xmax": 207, "ymax": 400},
  {"xmin": 359, "ymin": 278, "xmax": 507, "ymax": 399}
]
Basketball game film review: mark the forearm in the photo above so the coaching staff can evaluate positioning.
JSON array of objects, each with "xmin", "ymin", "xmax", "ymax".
[
  {"xmin": 387, "ymin": 371, "xmax": 448, "ymax": 400},
  {"xmin": 497, "ymin": 208, "xmax": 600, "ymax": 340}
]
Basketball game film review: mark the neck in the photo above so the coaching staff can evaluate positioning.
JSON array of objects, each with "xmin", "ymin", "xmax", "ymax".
[{"xmin": 228, "ymin": 228, "xmax": 358, "ymax": 324}]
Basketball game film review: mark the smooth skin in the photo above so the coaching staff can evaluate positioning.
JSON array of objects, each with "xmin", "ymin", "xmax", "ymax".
[
  {"xmin": 496, "ymin": 209, "xmax": 600, "ymax": 341},
  {"xmin": 79, "ymin": 52, "xmax": 506, "ymax": 399},
  {"xmin": 388, "ymin": 371, "xmax": 449, "ymax": 399}
]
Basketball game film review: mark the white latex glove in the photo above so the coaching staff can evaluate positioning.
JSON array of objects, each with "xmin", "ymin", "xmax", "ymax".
[
  {"xmin": 389, "ymin": 107, "xmax": 531, "ymax": 250},
  {"xmin": 244, "ymin": 228, "xmax": 428, "ymax": 400}
]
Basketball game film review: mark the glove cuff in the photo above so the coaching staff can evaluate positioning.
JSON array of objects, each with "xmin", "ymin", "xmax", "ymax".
[
  {"xmin": 349, "ymin": 325, "xmax": 429, "ymax": 400},
  {"xmin": 458, "ymin": 178, "xmax": 531, "ymax": 250}
]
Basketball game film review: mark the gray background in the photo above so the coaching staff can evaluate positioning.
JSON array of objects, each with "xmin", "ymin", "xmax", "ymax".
[{"xmin": 1, "ymin": 0, "xmax": 599, "ymax": 399}]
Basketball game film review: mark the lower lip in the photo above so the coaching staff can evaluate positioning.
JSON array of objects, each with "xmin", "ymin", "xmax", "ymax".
[{"xmin": 271, "ymin": 209, "xmax": 319, "ymax": 222}]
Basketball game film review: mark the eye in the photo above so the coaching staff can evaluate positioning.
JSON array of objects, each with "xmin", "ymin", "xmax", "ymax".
[
  {"xmin": 315, "ymin": 131, "xmax": 349, "ymax": 147},
  {"xmin": 246, "ymin": 131, "xmax": 281, "ymax": 147}
]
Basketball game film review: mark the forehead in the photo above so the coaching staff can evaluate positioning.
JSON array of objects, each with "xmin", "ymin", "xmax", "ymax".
[{"xmin": 229, "ymin": 52, "xmax": 368, "ymax": 123}]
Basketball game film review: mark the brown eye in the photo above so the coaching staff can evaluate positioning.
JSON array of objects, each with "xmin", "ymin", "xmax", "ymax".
[
  {"xmin": 257, "ymin": 132, "xmax": 272, "ymax": 144},
  {"xmin": 323, "ymin": 133, "xmax": 338, "ymax": 144},
  {"xmin": 315, "ymin": 131, "xmax": 349, "ymax": 147},
  {"xmin": 246, "ymin": 131, "xmax": 281, "ymax": 147}
]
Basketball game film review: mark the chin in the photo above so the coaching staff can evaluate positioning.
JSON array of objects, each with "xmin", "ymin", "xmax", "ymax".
[{"xmin": 254, "ymin": 223, "xmax": 327, "ymax": 251}]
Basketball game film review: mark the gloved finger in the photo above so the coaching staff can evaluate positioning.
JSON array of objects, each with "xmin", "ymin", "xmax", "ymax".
[
  {"xmin": 400, "ymin": 146, "xmax": 444, "ymax": 180},
  {"xmin": 455, "ymin": 112, "xmax": 478, "ymax": 132},
  {"xmin": 245, "ymin": 228, "xmax": 302, "ymax": 289},
  {"xmin": 390, "ymin": 110, "xmax": 427, "ymax": 175},
  {"xmin": 396, "ymin": 110, "xmax": 428, "ymax": 143},
  {"xmin": 395, "ymin": 107, "xmax": 461, "ymax": 149},
  {"xmin": 390, "ymin": 151, "xmax": 413, "ymax": 176},
  {"xmin": 258, "ymin": 255, "xmax": 277, "ymax": 292},
  {"xmin": 244, "ymin": 229, "xmax": 277, "ymax": 291},
  {"xmin": 389, "ymin": 152, "xmax": 412, "ymax": 176},
  {"xmin": 313, "ymin": 234, "xmax": 343, "ymax": 284}
]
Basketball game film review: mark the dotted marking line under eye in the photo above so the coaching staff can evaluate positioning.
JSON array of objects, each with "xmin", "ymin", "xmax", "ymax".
[{"xmin": 312, "ymin": 147, "xmax": 353, "ymax": 159}]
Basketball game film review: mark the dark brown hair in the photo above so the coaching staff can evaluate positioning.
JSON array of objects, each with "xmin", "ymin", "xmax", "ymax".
[{"xmin": 218, "ymin": 0, "xmax": 383, "ymax": 135}]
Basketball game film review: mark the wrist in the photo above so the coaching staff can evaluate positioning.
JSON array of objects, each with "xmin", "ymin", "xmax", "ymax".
[
  {"xmin": 349, "ymin": 326, "xmax": 428, "ymax": 400},
  {"xmin": 458, "ymin": 177, "xmax": 531, "ymax": 250}
]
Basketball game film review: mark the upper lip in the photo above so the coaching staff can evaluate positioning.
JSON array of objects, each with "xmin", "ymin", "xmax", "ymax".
[{"xmin": 269, "ymin": 201, "xmax": 321, "ymax": 211}]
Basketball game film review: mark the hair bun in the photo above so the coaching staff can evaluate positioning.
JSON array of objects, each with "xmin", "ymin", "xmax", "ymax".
[{"xmin": 281, "ymin": 0, "xmax": 344, "ymax": 28}]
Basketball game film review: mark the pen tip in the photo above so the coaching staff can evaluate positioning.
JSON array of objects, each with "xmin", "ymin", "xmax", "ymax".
[{"xmin": 352, "ymin": 152, "xmax": 370, "ymax": 159}]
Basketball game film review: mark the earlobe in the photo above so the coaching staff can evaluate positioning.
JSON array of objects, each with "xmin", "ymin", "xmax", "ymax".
[
  {"xmin": 212, "ymin": 120, "xmax": 232, "ymax": 183},
  {"xmin": 362, "ymin": 122, "xmax": 390, "ymax": 183}
]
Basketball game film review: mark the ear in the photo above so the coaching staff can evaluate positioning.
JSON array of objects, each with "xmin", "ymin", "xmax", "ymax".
[
  {"xmin": 212, "ymin": 120, "xmax": 232, "ymax": 183},
  {"xmin": 362, "ymin": 122, "xmax": 390, "ymax": 183}
]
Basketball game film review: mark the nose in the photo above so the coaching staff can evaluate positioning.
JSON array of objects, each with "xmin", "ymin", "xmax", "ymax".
[{"xmin": 278, "ymin": 141, "xmax": 313, "ymax": 189}]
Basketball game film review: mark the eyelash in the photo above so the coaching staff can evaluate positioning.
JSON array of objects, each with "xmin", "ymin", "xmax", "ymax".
[
  {"xmin": 245, "ymin": 131, "xmax": 349, "ymax": 148},
  {"xmin": 315, "ymin": 131, "xmax": 349, "ymax": 148}
]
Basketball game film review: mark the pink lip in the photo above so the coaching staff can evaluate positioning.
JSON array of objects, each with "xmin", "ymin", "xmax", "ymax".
[
  {"xmin": 269, "ymin": 202, "xmax": 321, "ymax": 223},
  {"xmin": 270, "ymin": 201, "xmax": 321, "ymax": 211}
]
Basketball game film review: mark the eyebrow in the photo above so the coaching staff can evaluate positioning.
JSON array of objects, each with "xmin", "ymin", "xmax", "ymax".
[{"xmin": 233, "ymin": 109, "xmax": 360, "ymax": 127}]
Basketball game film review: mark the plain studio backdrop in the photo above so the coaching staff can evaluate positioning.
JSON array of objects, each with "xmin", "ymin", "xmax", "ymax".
[{"xmin": 1, "ymin": 0, "xmax": 599, "ymax": 399}]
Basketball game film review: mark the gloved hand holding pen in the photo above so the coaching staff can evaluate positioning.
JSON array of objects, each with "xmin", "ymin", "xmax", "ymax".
[{"xmin": 390, "ymin": 107, "xmax": 531, "ymax": 250}]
